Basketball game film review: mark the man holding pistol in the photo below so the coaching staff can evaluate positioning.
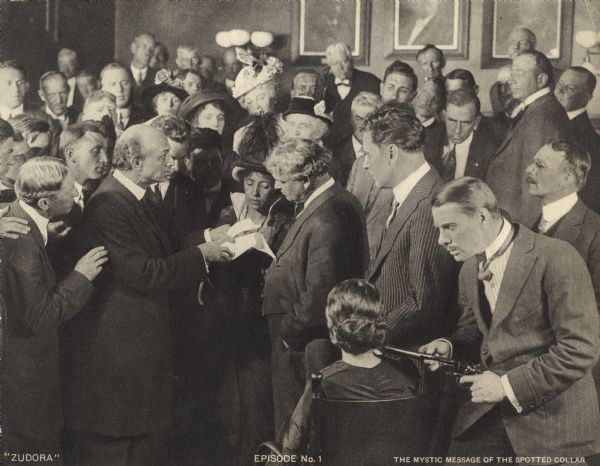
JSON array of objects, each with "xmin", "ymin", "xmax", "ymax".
[{"xmin": 421, "ymin": 177, "xmax": 600, "ymax": 465}]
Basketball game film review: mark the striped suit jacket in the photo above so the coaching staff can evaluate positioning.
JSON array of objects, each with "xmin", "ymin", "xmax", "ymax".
[
  {"xmin": 366, "ymin": 168, "xmax": 459, "ymax": 347},
  {"xmin": 452, "ymin": 225, "xmax": 600, "ymax": 457}
]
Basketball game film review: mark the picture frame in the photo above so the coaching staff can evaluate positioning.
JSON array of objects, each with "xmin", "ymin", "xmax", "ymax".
[
  {"xmin": 385, "ymin": 0, "xmax": 469, "ymax": 59},
  {"xmin": 291, "ymin": 0, "xmax": 371, "ymax": 66},
  {"xmin": 481, "ymin": 0, "xmax": 574, "ymax": 69}
]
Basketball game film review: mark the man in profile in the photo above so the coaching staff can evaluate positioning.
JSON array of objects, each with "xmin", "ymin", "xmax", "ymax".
[{"xmin": 62, "ymin": 125, "xmax": 232, "ymax": 465}]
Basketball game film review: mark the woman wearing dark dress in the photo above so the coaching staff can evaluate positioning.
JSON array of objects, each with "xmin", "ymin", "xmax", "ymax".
[
  {"xmin": 202, "ymin": 112, "xmax": 294, "ymax": 466},
  {"xmin": 279, "ymin": 279, "xmax": 420, "ymax": 457}
]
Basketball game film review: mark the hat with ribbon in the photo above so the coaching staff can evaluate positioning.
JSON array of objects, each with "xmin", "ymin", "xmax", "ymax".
[
  {"xmin": 283, "ymin": 97, "xmax": 333, "ymax": 125},
  {"xmin": 141, "ymin": 69, "xmax": 189, "ymax": 113},
  {"xmin": 178, "ymin": 88, "xmax": 229, "ymax": 121},
  {"xmin": 231, "ymin": 47, "xmax": 283, "ymax": 100}
]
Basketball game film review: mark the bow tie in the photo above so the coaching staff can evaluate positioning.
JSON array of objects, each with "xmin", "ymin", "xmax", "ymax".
[{"xmin": 335, "ymin": 78, "xmax": 350, "ymax": 87}]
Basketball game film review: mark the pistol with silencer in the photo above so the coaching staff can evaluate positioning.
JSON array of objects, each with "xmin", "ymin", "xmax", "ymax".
[{"xmin": 374, "ymin": 345, "xmax": 482, "ymax": 381}]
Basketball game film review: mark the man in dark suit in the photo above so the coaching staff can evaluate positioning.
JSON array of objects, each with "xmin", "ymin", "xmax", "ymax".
[
  {"xmin": 525, "ymin": 141, "xmax": 600, "ymax": 410},
  {"xmin": 555, "ymin": 66, "xmax": 600, "ymax": 214},
  {"xmin": 100, "ymin": 63, "xmax": 146, "ymax": 135},
  {"xmin": 423, "ymin": 177, "xmax": 600, "ymax": 463},
  {"xmin": 486, "ymin": 51, "xmax": 568, "ymax": 226},
  {"xmin": 148, "ymin": 115, "xmax": 208, "ymax": 250},
  {"xmin": 38, "ymin": 71, "xmax": 79, "ymax": 130},
  {"xmin": 0, "ymin": 60, "xmax": 33, "ymax": 121},
  {"xmin": 263, "ymin": 139, "xmax": 368, "ymax": 432},
  {"xmin": 1, "ymin": 157, "xmax": 107, "ymax": 461},
  {"xmin": 322, "ymin": 42, "xmax": 380, "ymax": 147},
  {"xmin": 416, "ymin": 45, "xmax": 446, "ymax": 83},
  {"xmin": 413, "ymin": 77, "xmax": 447, "ymax": 176},
  {"xmin": 380, "ymin": 60, "xmax": 418, "ymax": 104},
  {"xmin": 439, "ymin": 89, "xmax": 498, "ymax": 182},
  {"xmin": 344, "ymin": 92, "xmax": 393, "ymax": 262},
  {"xmin": 129, "ymin": 32, "xmax": 157, "ymax": 97},
  {"xmin": 57, "ymin": 48, "xmax": 85, "ymax": 114},
  {"xmin": 362, "ymin": 103, "xmax": 458, "ymax": 348},
  {"xmin": 61, "ymin": 125, "xmax": 233, "ymax": 466}
]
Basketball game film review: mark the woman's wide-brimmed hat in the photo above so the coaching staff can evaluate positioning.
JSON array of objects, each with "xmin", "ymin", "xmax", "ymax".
[
  {"xmin": 141, "ymin": 69, "xmax": 188, "ymax": 113},
  {"xmin": 231, "ymin": 149, "xmax": 271, "ymax": 183},
  {"xmin": 178, "ymin": 89, "xmax": 228, "ymax": 121},
  {"xmin": 283, "ymin": 97, "xmax": 333, "ymax": 125},
  {"xmin": 231, "ymin": 48, "xmax": 283, "ymax": 100}
]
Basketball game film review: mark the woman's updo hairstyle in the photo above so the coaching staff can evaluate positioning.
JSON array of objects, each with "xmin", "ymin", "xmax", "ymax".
[{"xmin": 326, "ymin": 279, "xmax": 386, "ymax": 355}]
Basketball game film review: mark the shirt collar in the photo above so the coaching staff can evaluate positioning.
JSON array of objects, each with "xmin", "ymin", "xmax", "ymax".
[
  {"xmin": 74, "ymin": 181, "xmax": 84, "ymax": 202},
  {"xmin": 131, "ymin": 64, "xmax": 148, "ymax": 74},
  {"xmin": 352, "ymin": 136, "xmax": 363, "ymax": 155},
  {"xmin": 302, "ymin": 176, "xmax": 335, "ymax": 211},
  {"xmin": 542, "ymin": 192, "xmax": 578, "ymax": 224},
  {"xmin": 113, "ymin": 169, "xmax": 146, "ymax": 201},
  {"xmin": 521, "ymin": 87, "xmax": 551, "ymax": 109},
  {"xmin": 421, "ymin": 117, "xmax": 435, "ymax": 128},
  {"xmin": 392, "ymin": 162, "xmax": 431, "ymax": 205},
  {"xmin": 19, "ymin": 200, "xmax": 49, "ymax": 245},
  {"xmin": 567, "ymin": 107, "xmax": 587, "ymax": 120},
  {"xmin": 484, "ymin": 218, "xmax": 511, "ymax": 260},
  {"xmin": 0, "ymin": 103, "xmax": 23, "ymax": 120}
]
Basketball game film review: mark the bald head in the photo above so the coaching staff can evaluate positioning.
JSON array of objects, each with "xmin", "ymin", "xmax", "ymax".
[
  {"xmin": 114, "ymin": 125, "xmax": 172, "ymax": 187},
  {"xmin": 508, "ymin": 27, "xmax": 537, "ymax": 59}
]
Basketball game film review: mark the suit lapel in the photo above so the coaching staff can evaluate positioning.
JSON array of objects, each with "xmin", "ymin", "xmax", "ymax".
[
  {"xmin": 367, "ymin": 170, "xmax": 440, "ymax": 278},
  {"xmin": 550, "ymin": 199, "xmax": 585, "ymax": 244},
  {"xmin": 489, "ymin": 227, "xmax": 537, "ymax": 329},
  {"xmin": 105, "ymin": 176, "xmax": 171, "ymax": 254},
  {"xmin": 9, "ymin": 201, "xmax": 46, "ymax": 250},
  {"xmin": 276, "ymin": 183, "xmax": 341, "ymax": 259}
]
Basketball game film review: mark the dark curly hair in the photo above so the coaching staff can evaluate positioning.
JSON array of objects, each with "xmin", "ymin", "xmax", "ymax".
[{"xmin": 326, "ymin": 279, "xmax": 386, "ymax": 355}]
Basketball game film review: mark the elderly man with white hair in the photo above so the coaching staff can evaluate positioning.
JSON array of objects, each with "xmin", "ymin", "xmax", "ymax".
[{"xmin": 322, "ymin": 42, "xmax": 380, "ymax": 147}]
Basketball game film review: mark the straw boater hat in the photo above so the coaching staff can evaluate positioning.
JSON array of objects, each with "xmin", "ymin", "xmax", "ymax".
[
  {"xmin": 283, "ymin": 97, "xmax": 333, "ymax": 125},
  {"xmin": 231, "ymin": 48, "xmax": 283, "ymax": 100},
  {"xmin": 178, "ymin": 88, "xmax": 228, "ymax": 121},
  {"xmin": 141, "ymin": 69, "xmax": 188, "ymax": 113}
]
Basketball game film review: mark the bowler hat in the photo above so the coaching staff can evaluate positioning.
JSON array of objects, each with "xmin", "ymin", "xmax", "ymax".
[{"xmin": 283, "ymin": 97, "xmax": 333, "ymax": 125}]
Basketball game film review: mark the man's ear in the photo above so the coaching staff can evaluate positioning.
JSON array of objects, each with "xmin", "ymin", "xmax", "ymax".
[
  {"xmin": 64, "ymin": 144, "xmax": 76, "ymax": 164},
  {"xmin": 37, "ymin": 197, "xmax": 50, "ymax": 212},
  {"xmin": 537, "ymin": 72, "xmax": 549, "ymax": 89},
  {"xmin": 388, "ymin": 144, "xmax": 399, "ymax": 164},
  {"xmin": 130, "ymin": 42, "xmax": 137, "ymax": 56},
  {"xmin": 38, "ymin": 89, "xmax": 47, "ymax": 104},
  {"xmin": 473, "ymin": 114, "xmax": 482, "ymax": 131}
]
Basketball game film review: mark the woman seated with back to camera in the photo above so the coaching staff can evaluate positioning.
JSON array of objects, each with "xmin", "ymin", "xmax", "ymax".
[{"xmin": 279, "ymin": 279, "xmax": 419, "ymax": 457}]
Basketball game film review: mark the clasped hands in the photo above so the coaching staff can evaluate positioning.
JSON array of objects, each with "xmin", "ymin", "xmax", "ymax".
[{"xmin": 419, "ymin": 339, "xmax": 506, "ymax": 404}]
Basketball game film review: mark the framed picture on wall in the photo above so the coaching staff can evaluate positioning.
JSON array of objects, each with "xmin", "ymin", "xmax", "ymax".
[
  {"xmin": 385, "ymin": 0, "xmax": 469, "ymax": 59},
  {"xmin": 291, "ymin": 0, "xmax": 371, "ymax": 65},
  {"xmin": 481, "ymin": 0, "xmax": 574, "ymax": 69}
]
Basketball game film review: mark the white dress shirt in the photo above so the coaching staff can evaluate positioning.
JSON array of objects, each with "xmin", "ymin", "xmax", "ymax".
[
  {"xmin": 0, "ymin": 103, "xmax": 24, "ymax": 120},
  {"xmin": 391, "ymin": 162, "xmax": 431, "ymax": 206},
  {"xmin": 540, "ymin": 192, "xmax": 578, "ymax": 232},
  {"xmin": 301, "ymin": 176, "xmax": 335, "ymax": 213},
  {"xmin": 334, "ymin": 77, "xmax": 351, "ymax": 100},
  {"xmin": 444, "ymin": 131, "xmax": 474, "ymax": 179},
  {"xmin": 130, "ymin": 64, "xmax": 148, "ymax": 86},
  {"xmin": 113, "ymin": 169, "xmax": 146, "ymax": 200},
  {"xmin": 74, "ymin": 181, "xmax": 85, "ymax": 209},
  {"xmin": 67, "ymin": 76, "xmax": 77, "ymax": 107},
  {"xmin": 567, "ymin": 107, "xmax": 587, "ymax": 121},
  {"xmin": 19, "ymin": 200, "xmax": 50, "ymax": 246}
]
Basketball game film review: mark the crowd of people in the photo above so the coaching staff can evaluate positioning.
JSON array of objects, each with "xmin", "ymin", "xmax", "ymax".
[{"xmin": 0, "ymin": 25, "xmax": 599, "ymax": 466}]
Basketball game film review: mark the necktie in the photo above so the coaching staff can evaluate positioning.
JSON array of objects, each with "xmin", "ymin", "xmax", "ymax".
[
  {"xmin": 537, "ymin": 217, "xmax": 550, "ymax": 235},
  {"xmin": 145, "ymin": 185, "xmax": 162, "ymax": 211},
  {"xmin": 154, "ymin": 184, "xmax": 163, "ymax": 202},
  {"xmin": 117, "ymin": 112, "xmax": 125, "ymax": 131},
  {"xmin": 477, "ymin": 226, "xmax": 515, "ymax": 281},
  {"xmin": 385, "ymin": 200, "xmax": 400, "ymax": 230},
  {"xmin": 442, "ymin": 145, "xmax": 456, "ymax": 182},
  {"xmin": 136, "ymin": 68, "xmax": 143, "ymax": 86},
  {"xmin": 294, "ymin": 202, "xmax": 305, "ymax": 217},
  {"xmin": 510, "ymin": 104, "xmax": 525, "ymax": 128}
]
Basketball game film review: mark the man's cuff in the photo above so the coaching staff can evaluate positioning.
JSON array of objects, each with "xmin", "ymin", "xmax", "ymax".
[
  {"xmin": 501, "ymin": 374, "xmax": 523, "ymax": 413},
  {"xmin": 203, "ymin": 228, "xmax": 212, "ymax": 243}
]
